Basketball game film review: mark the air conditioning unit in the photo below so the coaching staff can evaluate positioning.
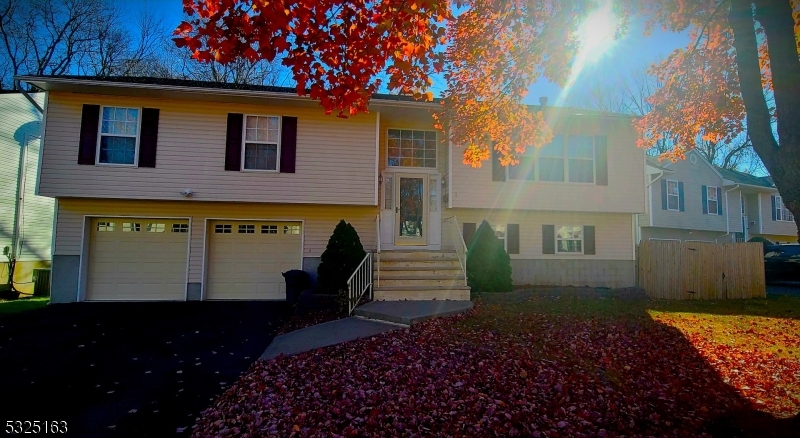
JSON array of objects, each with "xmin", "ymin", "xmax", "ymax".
[{"xmin": 32, "ymin": 268, "xmax": 51, "ymax": 297}]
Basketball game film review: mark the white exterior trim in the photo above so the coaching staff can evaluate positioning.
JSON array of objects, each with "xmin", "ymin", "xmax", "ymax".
[
  {"xmin": 35, "ymin": 92, "xmax": 48, "ymax": 196},
  {"xmin": 374, "ymin": 112, "xmax": 380, "ymax": 206},
  {"xmin": 758, "ymin": 193, "xmax": 763, "ymax": 233}
]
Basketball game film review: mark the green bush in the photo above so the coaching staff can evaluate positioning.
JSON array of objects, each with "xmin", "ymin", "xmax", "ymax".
[
  {"xmin": 466, "ymin": 220, "xmax": 512, "ymax": 293},
  {"xmin": 748, "ymin": 236, "xmax": 774, "ymax": 252},
  {"xmin": 317, "ymin": 220, "xmax": 367, "ymax": 296}
]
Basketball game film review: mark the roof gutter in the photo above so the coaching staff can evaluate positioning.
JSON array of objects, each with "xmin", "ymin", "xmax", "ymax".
[{"xmin": 14, "ymin": 78, "xmax": 43, "ymax": 114}]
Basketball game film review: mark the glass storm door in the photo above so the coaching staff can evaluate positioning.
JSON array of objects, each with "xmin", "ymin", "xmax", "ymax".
[{"xmin": 395, "ymin": 174, "xmax": 428, "ymax": 245}]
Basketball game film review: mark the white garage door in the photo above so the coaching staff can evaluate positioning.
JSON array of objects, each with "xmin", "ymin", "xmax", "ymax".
[
  {"xmin": 206, "ymin": 221, "xmax": 302, "ymax": 300},
  {"xmin": 87, "ymin": 218, "xmax": 190, "ymax": 301}
]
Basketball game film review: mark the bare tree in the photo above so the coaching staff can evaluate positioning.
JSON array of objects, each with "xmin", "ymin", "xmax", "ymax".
[{"xmin": 581, "ymin": 66, "xmax": 762, "ymax": 172}]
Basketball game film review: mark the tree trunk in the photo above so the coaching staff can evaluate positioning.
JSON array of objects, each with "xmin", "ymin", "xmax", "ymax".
[{"xmin": 729, "ymin": 0, "xmax": 800, "ymax": 242}]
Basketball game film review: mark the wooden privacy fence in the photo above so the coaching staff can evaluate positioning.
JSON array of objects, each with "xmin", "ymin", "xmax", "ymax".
[{"xmin": 638, "ymin": 241, "xmax": 766, "ymax": 300}]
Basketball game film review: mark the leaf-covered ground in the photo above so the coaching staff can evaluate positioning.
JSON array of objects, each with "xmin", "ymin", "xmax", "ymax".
[{"xmin": 192, "ymin": 295, "xmax": 800, "ymax": 437}]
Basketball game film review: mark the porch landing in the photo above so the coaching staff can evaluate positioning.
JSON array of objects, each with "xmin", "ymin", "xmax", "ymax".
[{"xmin": 354, "ymin": 300, "xmax": 474, "ymax": 325}]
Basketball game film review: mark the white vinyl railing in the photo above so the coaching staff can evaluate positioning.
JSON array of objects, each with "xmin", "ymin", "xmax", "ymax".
[
  {"xmin": 375, "ymin": 214, "xmax": 381, "ymax": 288},
  {"xmin": 442, "ymin": 216, "xmax": 468, "ymax": 283},
  {"xmin": 346, "ymin": 252, "xmax": 373, "ymax": 315}
]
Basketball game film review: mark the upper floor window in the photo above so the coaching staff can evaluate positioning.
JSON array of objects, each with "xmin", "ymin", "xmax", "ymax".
[
  {"xmin": 775, "ymin": 196, "xmax": 795, "ymax": 222},
  {"xmin": 706, "ymin": 186, "xmax": 719, "ymax": 215},
  {"xmin": 539, "ymin": 135, "xmax": 565, "ymax": 182},
  {"xmin": 508, "ymin": 147, "xmax": 535, "ymax": 181},
  {"xmin": 387, "ymin": 129, "xmax": 437, "ymax": 168},
  {"xmin": 666, "ymin": 180, "xmax": 680, "ymax": 211},
  {"xmin": 243, "ymin": 115, "xmax": 280, "ymax": 171},
  {"xmin": 99, "ymin": 106, "xmax": 139, "ymax": 165},
  {"xmin": 537, "ymin": 135, "xmax": 596, "ymax": 183}
]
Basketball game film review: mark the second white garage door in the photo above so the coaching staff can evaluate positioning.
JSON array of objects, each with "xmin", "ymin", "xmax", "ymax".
[{"xmin": 206, "ymin": 221, "xmax": 302, "ymax": 300}]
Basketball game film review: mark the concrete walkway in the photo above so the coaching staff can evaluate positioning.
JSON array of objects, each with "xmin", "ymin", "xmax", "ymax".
[
  {"xmin": 260, "ymin": 317, "xmax": 402, "ymax": 360},
  {"xmin": 354, "ymin": 300, "xmax": 474, "ymax": 325}
]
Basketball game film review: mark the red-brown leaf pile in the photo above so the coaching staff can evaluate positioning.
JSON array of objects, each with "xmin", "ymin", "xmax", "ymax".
[{"xmin": 192, "ymin": 306, "xmax": 799, "ymax": 437}]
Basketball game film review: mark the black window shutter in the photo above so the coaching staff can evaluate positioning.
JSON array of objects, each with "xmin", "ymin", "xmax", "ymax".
[
  {"xmin": 225, "ymin": 113, "xmax": 244, "ymax": 171},
  {"xmin": 542, "ymin": 225, "xmax": 555, "ymax": 254},
  {"xmin": 771, "ymin": 195, "xmax": 777, "ymax": 220},
  {"xmin": 507, "ymin": 224, "xmax": 520, "ymax": 254},
  {"xmin": 584, "ymin": 225, "xmax": 596, "ymax": 255},
  {"xmin": 702, "ymin": 185, "xmax": 708, "ymax": 214},
  {"xmin": 491, "ymin": 146, "xmax": 506, "ymax": 181},
  {"xmin": 594, "ymin": 135, "xmax": 608, "ymax": 185},
  {"xmin": 678, "ymin": 181, "xmax": 685, "ymax": 211},
  {"xmin": 78, "ymin": 104, "xmax": 100, "ymax": 165},
  {"xmin": 660, "ymin": 179, "xmax": 668, "ymax": 210},
  {"xmin": 138, "ymin": 108, "xmax": 159, "ymax": 168},
  {"xmin": 463, "ymin": 222, "xmax": 476, "ymax": 248},
  {"xmin": 280, "ymin": 116, "xmax": 298, "ymax": 173}
]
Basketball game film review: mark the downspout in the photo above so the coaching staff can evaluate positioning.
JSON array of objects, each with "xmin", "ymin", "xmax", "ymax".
[
  {"xmin": 638, "ymin": 170, "xmax": 665, "ymax": 244},
  {"xmin": 717, "ymin": 184, "xmax": 740, "ymax": 242}
]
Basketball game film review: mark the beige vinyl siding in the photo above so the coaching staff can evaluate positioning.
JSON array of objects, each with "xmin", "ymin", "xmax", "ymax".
[
  {"xmin": 650, "ymin": 151, "xmax": 726, "ymax": 231},
  {"xmin": 449, "ymin": 208, "xmax": 634, "ymax": 260},
  {"xmin": 0, "ymin": 93, "xmax": 53, "ymax": 262},
  {"xmin": 55, "ymin": 198, "xmax": 377, "ymax": 282},
  {"xmin": 760, "ymin": 191, "xmax": 799, "ymax": 238},
  {"xmin": 449, "ymin": 115, "xmax": 645, "ymax": 213},
  {"xmin": 40, "ymin": 92, "xmax": 377, "ymax": 205}
]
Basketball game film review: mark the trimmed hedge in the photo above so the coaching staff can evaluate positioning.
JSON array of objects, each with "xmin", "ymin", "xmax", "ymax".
[{"xmin": 466, "ymin": 220, "xmax": 513, "ymax": 292}]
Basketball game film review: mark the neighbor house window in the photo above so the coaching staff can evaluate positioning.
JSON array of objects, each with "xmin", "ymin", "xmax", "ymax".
[
  {"xmin": 99, "ymin": 106, "xmax": 139, "ymax": 165},
  {"xmin": 146, "ymin": 223, "xmax": 165, "ymax": 233},
  {"xmin": 508, "ymin": 147, "xmax": 536, "ymax": 181},
  {"xmin": 707, "ymin": 186, "xmax": 719, "ymax": 215},
  {"xmin": 387, "ymin": 129, "xmax": 437, "ymax": 168},
  {"xmin": 567, "ymin": 136, "xmax": 595, "ymax": 183},
  {"xmin": 538, "ymin": 135, "xmax": 565, "ymax": 182},
  {"xmin": 667, "ymin": 180, "xmax": 680, "ymax": 211},
  {"xmin": 284, "ymin": 225, "xmax": 301, "ymax": 235},
  {"xmin": 775, "ymin": 196, "xmax": 795, "ymax": 222},
  {"xmin": 243, "ymin": 115, "xmax": 280, "ymax": 171},
  {"xmin": 556, "ymin": 226, "xmax": 583, "ymax": 253}
]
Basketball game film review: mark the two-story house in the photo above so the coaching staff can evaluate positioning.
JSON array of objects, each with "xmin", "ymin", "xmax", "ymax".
[
  {"xmin": 0, "ymin": 92, "xmax": 54, "ymax": 295},
  {"xmin": 18, "ymin": 75, "xmax": 644, "ymax": 303},
  {"xmin": 640, "ymin": 150, "xmax": 798, "ymax": 244}
]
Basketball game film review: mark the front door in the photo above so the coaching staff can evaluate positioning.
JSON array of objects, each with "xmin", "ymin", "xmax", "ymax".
[{"xmin": 395, "ymin": 173, "xmax": 428, "ymax": 245}]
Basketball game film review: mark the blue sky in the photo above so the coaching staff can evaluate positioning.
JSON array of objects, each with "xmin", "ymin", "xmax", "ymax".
[{"xmin": 121, "ymin": 0, "xmax": 689, "ymax": 107}]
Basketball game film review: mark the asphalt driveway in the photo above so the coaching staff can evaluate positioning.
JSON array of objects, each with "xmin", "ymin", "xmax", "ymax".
[{"xmin": 0, "ymin": 301, "xmax": 289, "ymax": 437}]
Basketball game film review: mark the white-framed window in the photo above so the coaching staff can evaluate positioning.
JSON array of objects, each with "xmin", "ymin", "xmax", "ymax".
[
  {"xmin": 242, "ymin": 115, "xmax": 280, "ymax": 171},
  {"xmin": 775, "ymin": 196, "xmax": 795, "ymax": 222},
  {"xmin": 122, "ymin": 222, "xmax": 141, "ymax": 232},
  {"xmin": 667, "ymin": 180, "xmax": 680, "ymax": 211},
  {"xmin": 383, "ymin": 176, "xmax": 393, "ymax": 210},
  {"xmin": 556, "ymin": 226, "xmax": 583, "ymax": 253},
  {"xmin": 567, "ymin": 136, "xmax": 595, "ymax": 183},
  {"xmin": 508, "ymin": 147, "xmax": 536, "ymax": 181},
  {"xmin": 146, "ymin": 223, "xmax": 165, "ymax": 233},
  {"xmin": 238, "ymin": 224, "xmax": 255, "ymax": 234},
  {"xmin": 261, "ymin": 225, "xmax": 278, "ymax": 234},
  {"xmin": 491, "ymin": 224, "xmax": 507, "ymax": 250},
  {"xmin": 98, "ymin": 106, "xmax": 140, "ymax": 165},
  {"xmin": 96, "ymin": 221, "xmax": 115, "ymax": 232},
  {"xmin": 171, "ymin": 223, "xmax": 189, "ymax": 233},
  {"xmin": 707, "ymin": 186, "xmax": 719, "ymax": 215},
  {"xmin": 387, "ymin": 129, "xmax": 437, "ymax": 168},
  {"xmin": 215, "ymin": 224, "xmax": 232, "ymax": 234},
  {"xmin": 284, "ymin": 224, "xmax": 300, "ymax": 235},
  {"xmin": 538, "ymin": 135, "xmax": 565, "ymax": 182}
]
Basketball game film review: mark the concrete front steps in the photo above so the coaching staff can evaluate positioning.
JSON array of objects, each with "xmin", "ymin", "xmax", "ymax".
[{"xmin": 373, "ymin": 250, "xmax": 471, "ymax": 301}]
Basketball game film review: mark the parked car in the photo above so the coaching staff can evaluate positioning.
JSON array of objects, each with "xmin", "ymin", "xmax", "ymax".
[{"xmin": 764, "ymin": 244, "xmax": 800, "ymax": 282}]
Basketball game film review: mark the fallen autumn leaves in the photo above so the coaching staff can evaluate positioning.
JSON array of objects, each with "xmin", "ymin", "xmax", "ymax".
[{"xmin": 192, "ymin": 298, "xmax": 800, "ymax": 437}]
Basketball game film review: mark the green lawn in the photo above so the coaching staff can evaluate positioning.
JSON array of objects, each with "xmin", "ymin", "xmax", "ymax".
[{"xmin": 0, "ymin": 297, "xmax": 49, "ymax": 315}]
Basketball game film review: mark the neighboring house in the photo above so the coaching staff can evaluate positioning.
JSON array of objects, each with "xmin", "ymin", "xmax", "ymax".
[
  {"xmin": 640, "ymin": 150, "xmax": 797, "ymax": 244},
  {"xmin": 0, "ymin": 92, "xmax": 54, "ymax": 295},
  {"xmin": 17, "ymin": 75, "xmax": 644, "ymax": 303}
]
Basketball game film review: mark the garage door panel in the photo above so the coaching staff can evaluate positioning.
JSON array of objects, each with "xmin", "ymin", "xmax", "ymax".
[
  {"xmin": 206, "ymin": 220, "xmax": 302, "ymax": 300},
  {"xmin": 87, "ymin": 218, "xmax": 189, "ymax": 301}
]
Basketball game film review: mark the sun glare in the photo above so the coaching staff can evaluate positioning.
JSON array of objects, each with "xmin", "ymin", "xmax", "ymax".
[{"xmin": 577, "ymin": 1, "xmax": 618, "ymax": 61}]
